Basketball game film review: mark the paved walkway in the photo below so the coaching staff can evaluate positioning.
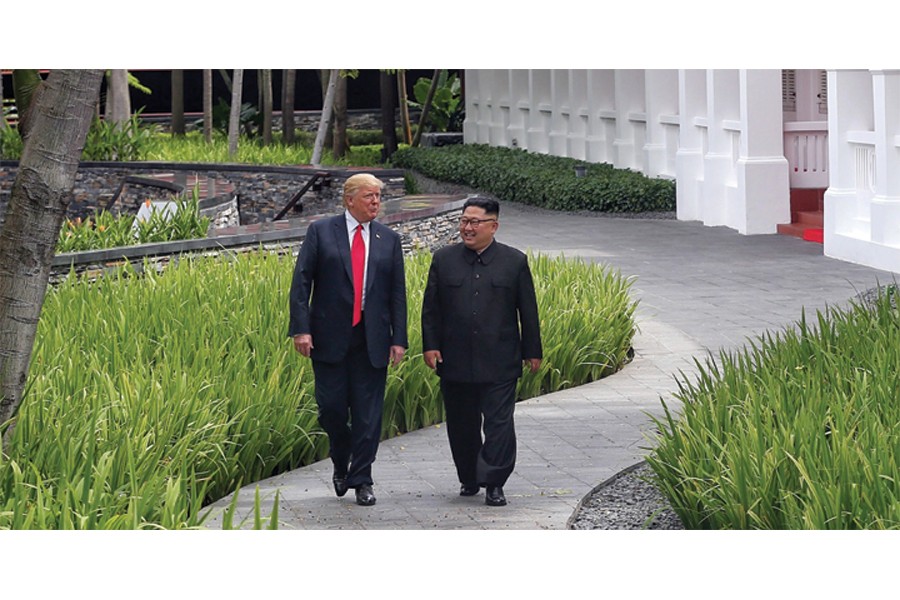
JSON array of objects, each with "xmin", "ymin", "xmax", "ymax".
[{"xmin": 205, "ymin": 203, "xmax": 896, "ymax": 529}]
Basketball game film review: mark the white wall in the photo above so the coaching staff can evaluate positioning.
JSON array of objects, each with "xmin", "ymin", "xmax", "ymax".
[{"xmin": 464, "ymin": 69, "xmax": 790, "ymax": 235}]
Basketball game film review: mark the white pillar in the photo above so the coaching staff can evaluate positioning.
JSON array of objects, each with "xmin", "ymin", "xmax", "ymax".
[
  {"xmin": 567, "ymin": 70, "xmax": 589, "ymax": 160},
  {"xmin": 702, "ymin": 69, "xmax": 740, "ymax": 227},
  {"xmin": 613, "ymin": 70, "xmax": 645, "ymax": 170},
  {"xmin": 736, "ymin": 69, "xmax": 791, "ymax": 234},
  {"xmin": 507, "ymin": 70, "xmax": 529, "ymax": 150},
  {"xmin": 526, "ymin": 70, "xmax": 551, "ymax": 154},
  {"xmin": 586, "ymin": 70, "xmax": 615, "ymax": 164},
  {"xmin": 824, "ymin": 69, "xmax": 874, "ymax": 248},
  {"xmin": 869, "ymin": 70, "xmax": 900, "ymax": 247},
  {"xmin": 549, "ymin": 70, "xmax": 570, "ymax": 156},
  {"xmin": 676, "ymin": 69, "xmax": 706, "ymax": 222},
  {"xmin": 645, "ymin": 69, "xmax": 679, "ymax": 178}
]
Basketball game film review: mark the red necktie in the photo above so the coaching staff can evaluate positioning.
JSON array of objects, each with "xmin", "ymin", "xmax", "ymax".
[{"xmin": 351, "ymin": 224, "xmax": 364, "ymax": 326}]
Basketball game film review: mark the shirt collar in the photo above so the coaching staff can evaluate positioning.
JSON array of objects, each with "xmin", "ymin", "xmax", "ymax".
[
  {"xmin": 345, "ymin": 211, "xmax": 368, "ymax": 232},
  {"xmin": 463, "ymin": 239, "xmax": 496, "ymax": 264}
]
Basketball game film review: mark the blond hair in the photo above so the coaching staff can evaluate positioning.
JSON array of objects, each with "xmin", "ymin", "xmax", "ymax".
[{"xmin": 343, "ymin": 173, "xmax": 385, "ymax": 205}]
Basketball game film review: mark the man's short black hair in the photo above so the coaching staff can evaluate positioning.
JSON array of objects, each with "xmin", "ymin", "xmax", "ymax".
[{"xmin": 463, "ymin": 196, "xmax": 500, "ymax": 217}]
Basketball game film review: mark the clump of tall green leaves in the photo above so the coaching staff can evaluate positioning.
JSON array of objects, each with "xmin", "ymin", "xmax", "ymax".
[
  {"xmin": 1, "ymin": 250, "xmax": 635, "ymax": 529},
  {"xmin": 647, "ymin": 291, "xmax": 900, "ymax": 529},
  {"xmin": 56, "ymin": 187, "xmax": 210, "ymax": 253}
]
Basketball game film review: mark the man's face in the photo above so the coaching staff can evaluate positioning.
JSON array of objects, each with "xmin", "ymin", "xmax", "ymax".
[
  {"xmin": 346, "ymin": 185, "xmax": 381, "ymax": 224},
  {"xmin": 459, "ymin": 205, "xmax": 498, "ymax": 252}
]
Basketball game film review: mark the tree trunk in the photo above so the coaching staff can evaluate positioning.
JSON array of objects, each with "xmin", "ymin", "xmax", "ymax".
[
  {"xmin": 0, "ymin": 69, "xmax": 104, "ymax": 448},
  {"xmin": 227, "ymin": 69, "xmax": 244, "ymax": 158},
  {"xmin": 397, "ymin": 70, "xmax": 412, "ymax": 145},
  {"xmin": 332, "ymin": 72, "xmax": 347, "ymax": 160},
  {"xmin": 171, "ymin": 69, "xmax": 185, "ymax": 136},
  {"xmin": 203, "ymin": 69, "xmax": 213, "ymax": 143},
  {"xmin": 261, "ymin": 69, "xmax": 273, "ymax": 146},
  {"xmin": 282, "ymin": 69, "xmax": 296, "ymax": 144},
  {"xmin": 411, "ymin": 69, "xmax": 441, "ymax": 147},
  {"xmin": 379, "ymin": 71, "xmax": 398, "ymax": 162},
  {"xmin": 0, "ymin": 74, "xmax": 5, "ymax": 129},
  {"xmin": 106, "ymin": 69, "xmax": 131, "ymax": 126},
  {"xmin": 311, "ymin": 69, "xmax": 338, "ymax": 166}
]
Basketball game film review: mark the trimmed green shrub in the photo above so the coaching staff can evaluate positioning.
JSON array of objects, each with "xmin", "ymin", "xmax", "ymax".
[
  {"xmin": 648, "ymin": 291, "xmax": 900, "ymax": 529},
  {"xmin": 391, "ymin": 144, "xmax": 676, "ymax": 213}
]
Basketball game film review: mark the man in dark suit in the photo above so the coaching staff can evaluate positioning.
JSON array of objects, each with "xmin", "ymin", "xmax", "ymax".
[
  {"xmin": 421, "ymin": 197, "xmax": 542, "ymax": 507},
  {"xmin": 289, "ymin": 173, "xmax": 407, "ymax": 506}
]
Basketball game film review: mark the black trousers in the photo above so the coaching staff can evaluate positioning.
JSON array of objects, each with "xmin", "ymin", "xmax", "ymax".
[
  {"xmin": 312, "ymin": 318, "xmax": 386, "ymax": 489},
  {"xmin": 439, "ymin": 379, "xmax": 518, "ymax": 488}
]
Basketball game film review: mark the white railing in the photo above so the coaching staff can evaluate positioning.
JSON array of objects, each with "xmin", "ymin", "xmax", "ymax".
[{"xmin": 783, "ymin": 121, "xmax": 828, "ymax": 188}]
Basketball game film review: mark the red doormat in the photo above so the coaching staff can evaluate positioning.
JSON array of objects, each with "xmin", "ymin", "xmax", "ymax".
[{"xmin": 802, "ymin": 228, "xmax": 824, "ymax": 243}]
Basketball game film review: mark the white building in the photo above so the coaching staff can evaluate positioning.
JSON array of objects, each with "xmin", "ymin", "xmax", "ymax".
[{"xmin": 462, "ymin": 69, "xmax": 900, "ymax": 275}]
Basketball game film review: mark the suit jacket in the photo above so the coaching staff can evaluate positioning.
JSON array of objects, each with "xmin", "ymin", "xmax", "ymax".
[
  {"xmin": 288, "ymin": 214, "xmax": 407, "ymax": 368},
  {"xmin": 421, "ymin": 240, "xmax": 542, "ymax": 383}
]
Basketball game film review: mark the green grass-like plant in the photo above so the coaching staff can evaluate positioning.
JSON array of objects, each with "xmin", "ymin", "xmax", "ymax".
[
  {"xmin": 647, "ymin": 291, "xmax": 900, "ymax": 529},
  {"xmin": 0, "ymin": 250, "xmax": 636, "ymax": 529},
  {"xmin": 56, "ymin": 187, "xmax": 210, "ymax": 253}
]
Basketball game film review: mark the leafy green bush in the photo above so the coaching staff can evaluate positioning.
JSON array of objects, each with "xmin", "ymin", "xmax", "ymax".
[
  {"xmin": 56, "ymin": 188, "xmax": 210, "ymax": 253},
  {"xmin": 0, "ymin": 125, "xmax": 23, "ymax": 159},
  {"xmin": 82, "ymin": 113, "xmax": 157, "ymax": 161},
  {"xmin": 1, "ymin": 250, "xmax": 635, "ymax": 529},
  {"xmin": 648, "ymin": 291, "xmax": 900, "ymax": 529},
  {"xmin": 391, "ymin": 144, "xmax": 676, "ymax": 213}
]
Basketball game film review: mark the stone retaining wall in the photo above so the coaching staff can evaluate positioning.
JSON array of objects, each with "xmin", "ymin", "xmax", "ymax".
[
  {"xmin": 0, "ymin": 162, "xmax": 408, "ymax": 229},
  {"xmin": 49, "ymin": 198, "xmax": 464, "ymax": 285}
]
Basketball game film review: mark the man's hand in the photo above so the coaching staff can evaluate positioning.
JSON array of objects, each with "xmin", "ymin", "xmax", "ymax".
[
  {"xmin": 423, "ymin": 350, "xmax": 443, "ymax": 370},
  {"xmin": 390, "ymin": 345, "xmax": 406, "ymax": 367},
  {"xmin": 293, "ymin": 334, "xmax": 313, "ymax": 357},
  {"xmin": 524, "ymin": 358, "xmax": 541, "ymax": 373}
]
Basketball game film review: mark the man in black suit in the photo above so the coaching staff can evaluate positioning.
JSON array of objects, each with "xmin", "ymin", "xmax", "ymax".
[
  {"xmin": 421, "ymin": 197, "xmax": 542, "ymax": 506},
  {"xmin": 288, "ymin": 173, "xmax": 407, "ymax": 506}
]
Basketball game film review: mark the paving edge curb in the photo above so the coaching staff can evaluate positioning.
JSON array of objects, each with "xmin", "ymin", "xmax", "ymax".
[{"xmin": 564, "ymin": 460, "xmax": 648, "ymax": 530}]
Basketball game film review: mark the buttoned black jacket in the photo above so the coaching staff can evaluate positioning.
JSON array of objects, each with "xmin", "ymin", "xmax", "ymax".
[{"xmin": 421, "ymin": 240, "xmax": 542, "ymax": 383}]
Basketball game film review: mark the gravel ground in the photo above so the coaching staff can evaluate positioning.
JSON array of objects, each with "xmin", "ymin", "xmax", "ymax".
[{"xmin": 568, "ymin": 462, "xmax": 685, "ymax": 530}]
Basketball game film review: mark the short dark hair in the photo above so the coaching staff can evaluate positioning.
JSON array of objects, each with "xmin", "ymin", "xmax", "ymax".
[{"xmin": 463, "ymin": 196, "xmax": 499, "ymax": 217}]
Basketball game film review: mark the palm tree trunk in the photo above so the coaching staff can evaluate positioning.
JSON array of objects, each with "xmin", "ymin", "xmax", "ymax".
[
  {"xmin": 379, "ymin": 71, "xmax": 398, "ymax": 161},
  {"xmin": 228, "ymin": 69, "xmax": 244, "ymax": 158},
  {"xmin": 106, "ymin": 69, "xmax": 131, "ymax": 126},
  {"xmin": 397, "ymin": 70, "xmax": 412, "ymax": 145},
  {"xmin": 311, "ymin": 69, "xmax": 338, "ymax": 166},
  {"xmin": 171, "ymin": 69, "xmax": 185, "ymax": 136},
  {"xmin": 332, "ymin": 72, "xmax": 347, "ymax": 159},
  {"xmin": 411, "ymin": 69, "xmax": 441, "ymax": 147},
  {"xmin": 0, "ymin": 69, "xmax": 104, "ymax": 449},
  {"xmin": 261, "ymin": 69, "xmax": 273, "ymax": 146},
  {"xmin": 203, "ymin": 69, "xmax": 213, "ymax": 143},
  {"xmin": 282, "ymin": 69, "xmax": 296, "ymax": 144}
]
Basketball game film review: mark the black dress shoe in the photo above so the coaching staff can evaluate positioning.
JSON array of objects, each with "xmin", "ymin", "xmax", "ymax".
[
  {"xmin": 459, "ymin": 484, "xmax": 480, "ymax": 497},
  {"xmin": 355, "ymin": 484, "xmax": 376, "ymax": 506},
  {"xmin": 333, "ymin": 467, "xmax": 348, "ymax": 497},
  {"xmin": 485, "ymin": 486, "xmax": 506, "ymax": 506}
]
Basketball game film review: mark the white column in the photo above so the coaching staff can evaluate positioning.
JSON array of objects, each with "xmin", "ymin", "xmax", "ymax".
[
  {"xmin": 613, "ymin": 70, "xmax": 645, "ymax": 170},
  {"xmin": 702, "ymin": 69, "xmax": 740, "ymax": 227},
  {"xmin": 735, "ymin": 69, "xmax": 791, "ymax": 234},
  {"xmin": 549, "ymin": 70, "xmax": 570, "ymax": 156},
  {"xmin": 567, "ymin": 70, "xmax": 589, "ymax": 160},
  {"xmin": 869, "ymin": 70, "xmax": 900, "ymax": 247},
  {"xmin": 645, "ymin": 69, "xmax": 679, "ymax": 178},
  {"xmin": 676, "ymin": 69, "xmax": 706, "ymax": 222},
  {"xmin": 586, "ymin": 70, "xmax": 615, "ymax": 164},
  {"xmin": 507, "ymin": 70, "xmax": 529, "ymax": 150},
  {"xmin": 526, "ymin": 70, "xmax": 551, "ymax": 154},
  {"xmin": 823, "ymin": 69, "xmax": 874, "ymax": 249},
  {"xmin": 462, "ymin": 70, "xmax": 481, "ymax": 144}
]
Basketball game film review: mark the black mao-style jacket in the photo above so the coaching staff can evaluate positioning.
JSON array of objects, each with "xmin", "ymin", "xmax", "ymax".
[{"xmin": 421, "ymin": 240, "xmax": 542, "ymax": 383}]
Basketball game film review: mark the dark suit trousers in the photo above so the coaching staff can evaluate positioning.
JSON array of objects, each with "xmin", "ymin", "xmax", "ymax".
[
  {"xmin": 439, "ymin": 379, "xmax": 518, "ymax": 488},
  {"xmin": 312, "ymin": 317, "xmax": 386, "ymax": 489}
]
